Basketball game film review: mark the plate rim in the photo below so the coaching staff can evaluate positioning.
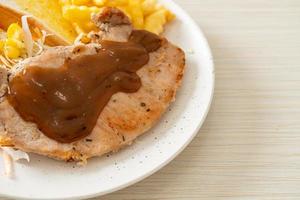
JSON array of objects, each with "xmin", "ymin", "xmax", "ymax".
[
  {"xmin": 0, "ymin": 0, "xmax": 215, "ymax": 199},
  {"xmin": 71, "ymin": 1, "xmax": 215, "ymax": 199}
]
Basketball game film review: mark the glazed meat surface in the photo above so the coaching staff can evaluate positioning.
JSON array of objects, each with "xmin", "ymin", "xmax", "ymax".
[{"xmin": 0, "ymin": 8, "xmax": 185, "ymax": 161}]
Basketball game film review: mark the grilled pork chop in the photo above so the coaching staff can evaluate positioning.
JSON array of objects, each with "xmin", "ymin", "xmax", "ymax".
[{"xmin": 0, "ymin": 8, "xmax": 185, "ymax": 161}]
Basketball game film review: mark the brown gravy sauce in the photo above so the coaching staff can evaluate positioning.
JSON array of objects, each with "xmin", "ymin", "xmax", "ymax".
[{"xmin": 7, "ymin": 30, "xmax": 161, "ymax": 143}]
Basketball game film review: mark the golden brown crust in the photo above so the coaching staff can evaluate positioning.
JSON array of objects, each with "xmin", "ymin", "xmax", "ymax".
[
  {"xmin": 0, "ymin": 136, "xmax": 83, "ymax": 161},
  {"xmin": 0, "ymin": 38, "xmax": 185, "ymax": 162},
  {"xmin": 0, "ymin": 7, "xmax": 186, "ymax": 162},
  {"xmin": 0, "ymin": 136, "xmax": 14, "ymax": 147}
]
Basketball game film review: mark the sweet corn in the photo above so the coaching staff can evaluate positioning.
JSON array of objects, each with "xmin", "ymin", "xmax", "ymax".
[
  {"xmin": 4, "ymin": 44, "xmax": 20, "ymax": 59},
  {"xmin": 1, "ymin": 23, "xmax": 26, "ymax": 59},
  {"xmin": 7, "ymin": 23, "xmax": 23, "ymax": 41},
  {"xmin": 4, "ymin": 39, "xmax": 25, "ymax": 59},
  {"xmin": 5, "ymin": 38, "xmax": 24, "ymax": 48}
]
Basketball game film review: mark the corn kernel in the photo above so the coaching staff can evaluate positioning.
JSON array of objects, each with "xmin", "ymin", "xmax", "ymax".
[
  {"xmin": 7, "ymin": 23, "xmax": 23, "ymax": 41},
  {"xmin": 4, "ymin": 43, "xmax": 21, "ymax": 59},
  {"xmin": 6, "ymin": 38, "xmax": 24, "ymax": 49}
]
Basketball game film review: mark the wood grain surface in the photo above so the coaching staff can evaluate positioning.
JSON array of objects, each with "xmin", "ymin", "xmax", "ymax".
[
  {"xmin": 1, "ymin": 0, "xmax": 300, "ymax": 200},
  {"xmin": 95, "ymin": 0, "xmax": 300, "ymax": 199}
]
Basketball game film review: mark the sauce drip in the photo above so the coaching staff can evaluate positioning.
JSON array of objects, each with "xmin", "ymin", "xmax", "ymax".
[{"xmin": 7, "ymin": 30, "xmax": 161, "ymax": 143}]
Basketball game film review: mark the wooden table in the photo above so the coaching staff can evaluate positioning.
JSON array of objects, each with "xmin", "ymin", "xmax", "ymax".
[
  {"xmin": 0, "ymin": 1, "xmax": 299, "ymax": 200},
  {"xmin": 97, "ymin": 0, "xmax": 300, "ymax": 199}
]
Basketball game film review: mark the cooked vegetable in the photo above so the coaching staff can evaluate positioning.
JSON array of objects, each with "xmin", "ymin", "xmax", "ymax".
[
  {"xmin": 60, "ymin": 0, "xmax": 174, "ymax": 34},
  {"xmin": 0, "ymin": 19, "xmax": 50, "ymax": 69},
  {"xmin": 0, "ymin": 23, "xmax": 24, "ymax": 59},
  {"xmin": 22, "ymin": 16, "xmax": 34, "ymax": 57}
]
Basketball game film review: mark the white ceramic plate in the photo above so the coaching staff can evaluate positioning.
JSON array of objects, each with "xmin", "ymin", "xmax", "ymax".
[{"xmin": 0, "ymin": 0, "xmax": 214, "ymax": 199}]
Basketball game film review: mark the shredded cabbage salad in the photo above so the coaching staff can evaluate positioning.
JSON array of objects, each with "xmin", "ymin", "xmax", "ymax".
[
  {"xmin": 0, "ymin": 15, "xmax": 48, "ymax": 177},
  {"xmin": 0, "ymin": 15, "xmax": 51, "ymax": 70}
]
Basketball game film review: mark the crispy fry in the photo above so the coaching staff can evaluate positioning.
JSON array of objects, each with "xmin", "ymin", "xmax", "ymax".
[{"xmin": 14, "ymin": 0, "xmax": 77, "ymax": 43}]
